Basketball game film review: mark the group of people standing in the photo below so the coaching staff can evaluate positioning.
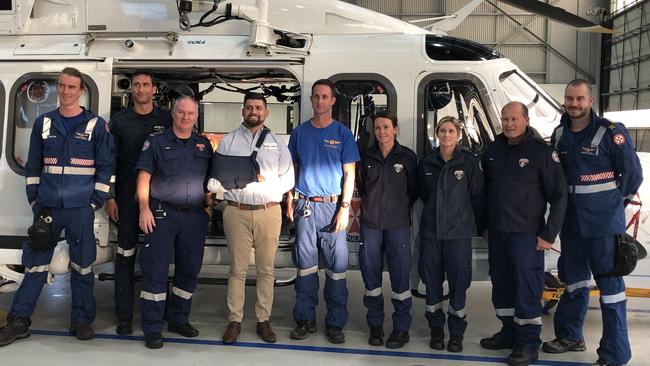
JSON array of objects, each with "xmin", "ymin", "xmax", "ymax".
[{"xmin": 0, "ymin": 68, "xmax": 641, "ymax": 366}]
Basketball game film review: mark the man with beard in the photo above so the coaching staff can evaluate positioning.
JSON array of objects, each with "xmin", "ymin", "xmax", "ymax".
[
  {"xmin": 106, "ymin": 70, "xmax": 172, "ymax": 335},
  {"xmin": 208, "ymin": 92, "xmax": 294, "ymax": 344},
  {"xmin": 543, "ymin": 79, "xmax": 642, "ymax": 366}
]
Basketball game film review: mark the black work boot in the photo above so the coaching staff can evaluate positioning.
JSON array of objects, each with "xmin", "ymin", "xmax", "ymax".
[
  {"xmin": 368, "ymin": 326, "xmax": 384, "ymax": 346},
  {"xmin": 480, "ymin": 330, "xmax": 515, "ymax": 350},
  {"xmin": 447, "ymin": 335, "xmax": 463, "ymax": 353},
  {"xmin": 325, "ymin": 325, "xmax": 345, "ymax": 344},
  {"xmin": 69, "ymin": 323, "xmax": 95, "ymax": 341},
  {"xmin": 144, "ymin": 332, "xmax": 163, "ymax": 349},
  {"xmin": 290, "ymin": 320, "xmax": 316, "ymax": 340},
  {"xmin": 429, "ymin": 327, "xmax": 445, "ymax": 350},
  {"xmin": 168, "ymin": 323, "xmax": 199, "ymax": 337},
  {"xmin": 0, "ymin": 317, "xmax": 31, "ymax": 347},
  {"xmin": 115, "ymin": 320, "xmax": 132, "ymax": 335},
  {"xmin": 385, "ymin": 330, "xmax": 409, "ymax": 349},
  {"xmin": 507, "ymin": 345, "xmax": 538, "ymax": 366}
]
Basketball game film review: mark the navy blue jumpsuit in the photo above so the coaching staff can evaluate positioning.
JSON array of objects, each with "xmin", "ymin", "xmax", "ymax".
[
  {"xmin": 551, "ymin": 111, "xmax": 642, "ymax": 365},
  {"xmin": 13, "ymin": 108, "xmax": 114, "ymax": 326},
  {"xmin": 417, "ymin": 146, "xmax": 483, "ymax": 338},
  {"xmin": 109, "ymin": 107, "xmax": 171, "ymax": 324},
  {"xmin": 135, "ymin": 129, "xmax": 212, "ymax": 335},
  {"xmin": 357, "ymin": 142, "xmax": 418, "ymax": 333},
  {"xmin": 482, "ymin": 128, "xmax": 567, "ymax": 352}
]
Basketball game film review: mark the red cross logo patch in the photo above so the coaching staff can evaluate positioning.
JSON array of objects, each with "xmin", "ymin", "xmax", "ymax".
[{"xmin": 613, "ymin": 133, "xmax": 625, "ymax": 145}]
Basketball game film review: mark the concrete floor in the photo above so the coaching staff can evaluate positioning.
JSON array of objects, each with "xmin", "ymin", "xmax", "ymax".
[{"xmin": 1, "ymin": 255, "xmax": 649, "ymax": 366}]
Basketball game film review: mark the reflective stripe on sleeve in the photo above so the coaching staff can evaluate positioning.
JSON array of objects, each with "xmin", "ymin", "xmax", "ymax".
[
  {"xmin": 110, "ymin": 175, "xmax": 116, "ymax": 183},
  {"xmin": 391, "ymin": 290, "xmax": 412, "ymax": 301},
  {"xmin": 325, "ymin": 269, "xmax": 346, "ymax": 280},
  {"xmin": 298, "ymin": 266, "xmax": 318, "ymax": 277},
  {"xmin": 365, "ymin": 288, "xmax": 382, "ymax": 297},
  {"xmin": 26, "ymin": 177, "xmax": 41, "ymax": 185},
  {"xmin": 140, "ymin": 291, "xmax": 166, "ymax": 302},
  {"xmin": 601, "ymin": 291, "xmax": 626, "ymax": 304},
  {"xmin": 95, "ymin": 182, "xmax": 110, "ymax": 193}
]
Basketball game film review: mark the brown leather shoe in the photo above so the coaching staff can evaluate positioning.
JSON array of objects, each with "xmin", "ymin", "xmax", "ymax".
[
  {"xmin": 256, "ymin": 321, "xmax": 277, "ymax": 343},
  {"xmin": 222, "ymin": 321, "xmax": 241, "ymax": 344}
]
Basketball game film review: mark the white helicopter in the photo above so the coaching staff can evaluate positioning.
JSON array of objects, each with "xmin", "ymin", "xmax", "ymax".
[{"xmin": 0, "ymin": 0, "xmax": 642, "ymax": 294}]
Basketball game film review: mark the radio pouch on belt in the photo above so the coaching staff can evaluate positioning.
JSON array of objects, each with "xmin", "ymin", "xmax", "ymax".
[
  {"xmin": 27, "ymin": 208, "xmax": 54, "ymax": 251},
  {"xmin": 211, "ymin": 127, "xmax": 270, "ymax": 190},
  {"xmin": 594, "ymin": 233, "xmax": 639, "ymax": 280}
]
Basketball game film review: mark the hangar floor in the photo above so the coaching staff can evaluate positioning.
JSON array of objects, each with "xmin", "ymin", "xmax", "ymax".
[{"xmin": 1, "ymin": 252, "xmax": 649, "ymax": 366}]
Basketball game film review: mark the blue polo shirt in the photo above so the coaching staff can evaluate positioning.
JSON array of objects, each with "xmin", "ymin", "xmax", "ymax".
[
  {"xmin": 135, "ymin": 129, "xmax": 213, "ymax": 207},
  {"xmin": 288, "ymin": 119, "xmax": 360, "ymax": 197}
]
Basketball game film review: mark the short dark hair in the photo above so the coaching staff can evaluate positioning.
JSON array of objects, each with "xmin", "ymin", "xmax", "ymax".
[
  {"xmin": 130, "ymin": 70, "xmax": 156, "ymax": 85},
  {"xmin": 59, "ymin": 67, "xmax": 85, "ymax": 90},
  {"xmin": 502, "ymin": 101, "xmax": 529, "ymax": 119},
  {"xmin": 311, "ymin": 78, "xmax": 336, "ymax": 96},
  {"xmin": 566, "ymin": 79, "xmax": 592, "ymax": 96},
  {"xmin": 374, "ymin": 110, "xmax": 398, "ymax": 128},
  {"xmin": 243, "ymin": 92, "xmax": 267, "ymax": 108}
]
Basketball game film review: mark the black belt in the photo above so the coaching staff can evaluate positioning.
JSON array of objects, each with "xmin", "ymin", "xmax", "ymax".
[
  {"xmin": 152, "ymin": 199, "xmax": 202, "ymax": 212},
  {"xmin": 297, "ymin": 193, "xmax": 338, "ymax": 203}
]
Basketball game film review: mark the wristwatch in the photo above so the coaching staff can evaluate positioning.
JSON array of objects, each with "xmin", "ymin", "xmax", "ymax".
[{"xmin": 341, "ymin": 202, "xmax": 350, "ymax": 209}]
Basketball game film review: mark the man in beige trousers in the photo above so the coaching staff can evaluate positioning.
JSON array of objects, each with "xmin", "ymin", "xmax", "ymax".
[{"xmin": 208, "ymin": 92, "xmax": 294, "ymax": 343}]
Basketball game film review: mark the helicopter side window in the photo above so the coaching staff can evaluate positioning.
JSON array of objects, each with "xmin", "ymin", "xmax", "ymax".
[
  {"xmin": 422, "ymin": 80, "xmax": 496, "ymax": 155},
  {"xmin": 499, "ymin": 70, "xmax": 562, "ymax": 139},
  {"xmin": 10, "ymin": 75, "xmax": 92, "ymax": 169},
  {"xmin": 330, "ymin": 75, "xmax": 396, "ymax": 154}
]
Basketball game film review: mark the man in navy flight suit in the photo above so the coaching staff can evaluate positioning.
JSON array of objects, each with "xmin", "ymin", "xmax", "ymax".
[
  {"xmin": 0, "ymin": 67, "xmax": 114, "ymax": 346},
  {"xmin": 135, "ymin": 96, "xmax": 213, "ymax": 349},
  {"xmin": 106, "ymin": 70, "xmax": 172, "ymax": 335},
  {"xmin": 480, "ymin": 101, "xmax": 567, "ymax": 366},
  {"xmin": 543, "ymin": 79, "xmax": 642, "ymax": 366}
]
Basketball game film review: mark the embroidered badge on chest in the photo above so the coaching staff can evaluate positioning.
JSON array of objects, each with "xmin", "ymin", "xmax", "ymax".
[
  {"xmin": 454, "ymin": 170, "xmax": 464, "ymax": 180},
  {"xmin": 196, "ymin": 143, "xmax": 205, "ymax": 152},
  {"xmin": 519, "ymin": 158, "xmax": 529, "ymax": 168},
  {"xmin": 552, "ymin": 151, "xmax": 560, "ymax": 163},
  {"xmin": 153, "ymin": 125, "xmax": 165, "ymax": 132},
  {"xmin": 393, "ymin": 163, "xmax": 404, "ymax": 173},
  {"xmin": 142, "ymin": 141, "xmax": 150, "ymax": 151}
]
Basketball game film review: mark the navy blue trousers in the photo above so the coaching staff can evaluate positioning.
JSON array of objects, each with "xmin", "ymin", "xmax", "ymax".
[
  {"xmin": 292, "ymin": 199, "xmax": 349, "ymax": 328},
  {"xmin": 488, "ymin": 231, "xmax": 544, "ymax": 350},
  {"xmin": 113, "ymin": 195, "xmax": 140, "ymax": 322},
  {"xmin": 555, "ymin": 232, "xmax": 630, "ymax": 365},
  {"xmin": 11, "ymin": 206, "xmax": 96, "ymax": 325},
  {"xmin": 139, "ymin": 206, "xmax": 208, "ymax": 335},
  {"xmin": 419, "ymin": 237, "xmax": 471, "ymax": 337},
  {"xmin": 359, "ymin": 226, "xmax": 412, "ymax": 332}
]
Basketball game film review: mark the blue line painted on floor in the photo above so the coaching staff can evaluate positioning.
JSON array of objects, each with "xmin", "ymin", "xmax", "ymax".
[
  {"xmin": 30, "ymin": 329, "xmax": 590, "ymax": 366},
  {"xmin": 587, "ymin": 307, "xmax": 650, "ymax": 314}
]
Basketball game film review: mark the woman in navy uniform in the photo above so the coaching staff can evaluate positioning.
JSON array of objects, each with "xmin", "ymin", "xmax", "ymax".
[
  {"xmin": 357, "ymin": 111, "xmax": 418, "ymax": 349},
  {"xmin": 417, "ymin": 116, "xmax": 483, "ymax": 353}
]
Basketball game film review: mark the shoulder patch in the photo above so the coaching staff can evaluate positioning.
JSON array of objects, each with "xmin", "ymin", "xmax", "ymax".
[
  {"xmin": 142, "ymin": 140, "xmax": 150, "ymax": 151},
  {"xmin": 613, "ymin": 133, "xmax": 626, "ymax": 146},
  {"xmin": 608, "ymin": 123, "xmax": 617, "ymax": 130},
  {"xmin": 552, "ymin": 150, "xmax": 560, "ymax": 163}
]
